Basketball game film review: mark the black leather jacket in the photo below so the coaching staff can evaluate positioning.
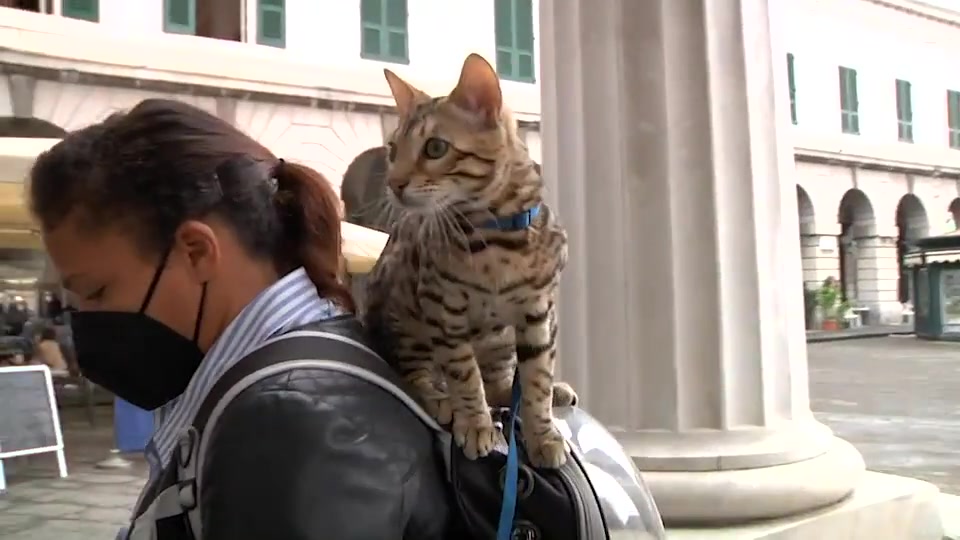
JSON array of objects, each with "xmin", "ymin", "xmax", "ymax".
[{"xmin": 196, "ymin": 316, "xmax": 453, "ymax": 540}]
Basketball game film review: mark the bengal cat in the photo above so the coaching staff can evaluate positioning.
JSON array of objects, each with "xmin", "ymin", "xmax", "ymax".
[{"xmin": 363, "ymin": 53, "xmax": 576, "ymax": 468}]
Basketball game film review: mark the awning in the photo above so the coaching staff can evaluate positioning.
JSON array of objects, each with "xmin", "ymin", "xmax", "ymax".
[{"xmin": 0, "ymin": 137, "xmax": 388, "ymax": 273}]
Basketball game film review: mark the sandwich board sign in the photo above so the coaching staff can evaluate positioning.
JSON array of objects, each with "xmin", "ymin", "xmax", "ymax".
[{"xmin": 0, "ymin": 365, "xmax": 68, "ymax": 491}]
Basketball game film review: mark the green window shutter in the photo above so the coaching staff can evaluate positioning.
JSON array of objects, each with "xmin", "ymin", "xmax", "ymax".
[
  {"xmin": 948, "ymin": 90, "xmax": 960, "ymax": 149},
  {"xmin": 515, "ymin": 0, "xmax": 534, "ymax": 81},
  {"xmin": 258, "ymin": 0, "xmax": 285, "ymax": 48},
  {"xmin": 896, "ymin": 79, "xmax": 913, "ymax": 143},
  {"xmin": 62, "ymin": 0, "xmax": 99, "ymax": 22},
  {"xmin": 360, "ymin": 0, "xmax": 408, "ymax": 63},
  {"xmin": 787, "ymin": 53, "xmax": 797, "ymax": 125},
  {"xmin": 948, "ymin": 91, "xmax": 960, "ymax": 130},
  {"xmin": 495, "ymin": 0, "xmax": 514, "ymax": 48},
  {"xmin": 839, "ymin": 66, "xmax": 859, "ymax": 135},
  {"xmin": 495, "ymin": 0, "xmax": 535, "ymax": 83},
  {"xmin": 164, "ymin": 0, "xmax": 196, "ymax": 35}
]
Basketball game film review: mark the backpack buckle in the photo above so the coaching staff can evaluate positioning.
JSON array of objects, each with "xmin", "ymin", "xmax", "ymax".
[
  {"xmin": 176, "ymin": 427, "xmax": 199, "ymax": 469},
  {"xmin": 177, "ymin": 478, "xmax": 198, "ymax": 511}
]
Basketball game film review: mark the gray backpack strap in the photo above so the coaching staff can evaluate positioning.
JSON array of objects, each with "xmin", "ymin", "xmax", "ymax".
[{"xmin": 171, "ymin": 329, "xmax": 441, "ymax": 539}]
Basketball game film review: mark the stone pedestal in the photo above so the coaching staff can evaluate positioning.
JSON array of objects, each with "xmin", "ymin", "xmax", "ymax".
[{"xmin": 538, "ymin": 0, "xmax": 873, "ymax": 526}]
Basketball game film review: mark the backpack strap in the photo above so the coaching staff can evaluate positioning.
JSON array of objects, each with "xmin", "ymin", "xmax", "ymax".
[{"xmin": 129, "ymin": 328, "xmax": 440, "ymax": 540}]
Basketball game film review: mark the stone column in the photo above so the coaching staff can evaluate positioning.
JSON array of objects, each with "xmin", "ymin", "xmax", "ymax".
[
  {"xmin": 854, "ymin": 235, "xmax": 902, "ymax": 324},
  {"xmin": 539, "ymin": 0, "xmax": 865, "ymax": 525},
  {"xmin": 801, "ymin": 234, "xmax": 841, "ymax": 288}
]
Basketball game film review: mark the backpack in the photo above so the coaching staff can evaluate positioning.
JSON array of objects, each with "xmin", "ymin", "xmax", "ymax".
[{"xmin": 127, "ymin": 328, "xmax": 610, "ymax": 540}]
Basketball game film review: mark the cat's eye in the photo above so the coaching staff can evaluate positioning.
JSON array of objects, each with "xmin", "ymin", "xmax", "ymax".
[
  {"xmin": 422, "ymin": 137, "xmax": 450, "ymax": 160},
  {"xmin": 387, "ymin": 142, "xmax": 397, "ymax": 162}
]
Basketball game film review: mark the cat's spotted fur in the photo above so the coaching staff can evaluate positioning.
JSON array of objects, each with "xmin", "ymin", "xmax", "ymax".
[{"xmin": 363, "ymin": 54, "xmax": 575, "ymax": 468}]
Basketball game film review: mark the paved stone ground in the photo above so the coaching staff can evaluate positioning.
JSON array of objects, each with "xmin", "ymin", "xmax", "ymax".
[
  {"xmin": 0, "ymin": 406, "xmax": 147, "ymax": 539},
  {"xmin": 809, "ymin": 335, "xmax": 960, "ymax": 495},
  {"xmin": 2, "ymin": 335, "xmax": 957, "ymax": 538},
  {"xmin": 806, "ymin": 323, "xmax": 912, "ymax": 342}
]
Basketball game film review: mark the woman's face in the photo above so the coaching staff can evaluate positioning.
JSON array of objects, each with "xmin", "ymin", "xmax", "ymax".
[{"xmin": 43, "ymin": 216, "xmax": 221, "ymax": 346}]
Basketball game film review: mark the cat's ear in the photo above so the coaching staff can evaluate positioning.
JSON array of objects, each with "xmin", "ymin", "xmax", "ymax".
[
  {"xmin": 384, "ymin": 69, "xmax": 427, "ymax": 117},
  {"xmin": 449, "ymin": 53, "xmax": 502, "ymax": 127}
]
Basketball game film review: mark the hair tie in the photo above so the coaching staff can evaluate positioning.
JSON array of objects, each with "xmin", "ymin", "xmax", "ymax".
[{"xmin": 266, "ymin": 158, "xmax": 286, "ymax": 195}]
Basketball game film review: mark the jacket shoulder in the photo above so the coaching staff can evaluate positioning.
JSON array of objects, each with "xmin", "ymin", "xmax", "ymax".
[{"xmin": 197, "ymin": 322, "xmax": 451, "ymax": 540}]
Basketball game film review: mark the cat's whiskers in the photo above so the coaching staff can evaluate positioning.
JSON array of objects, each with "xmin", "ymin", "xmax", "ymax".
[
  {"xmin": 353, "ymin": 193, "xmax": 396, "ymax": 228},
  {"xmin": 437, "ymin": 205, "xmax": 476, "ymax": 266}
]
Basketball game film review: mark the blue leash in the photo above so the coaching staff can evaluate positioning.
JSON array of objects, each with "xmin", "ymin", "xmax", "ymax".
[{"xmin": 496, "ymin": 375, "xmax": 523, "ymax": 540}]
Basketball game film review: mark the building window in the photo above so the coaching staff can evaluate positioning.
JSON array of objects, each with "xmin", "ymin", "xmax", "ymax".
[
  {"xmin": 896, "ymin": 79, "xmax": 913, "ymax": 143},
  {"xmin": 1, "ymin": 0, "xmax": 48, "ymax": 13},
  {"xmin": 948, "ymin": 90, "xmax": 960, "ymax": 149},
  {"xmin": 164, "ymin": 0, "xmax": 196, "ymax": 34},
  {"xmin": 62, "ymin": 0, "xmax": 98, "ymax": 22},
  {"xmin": 495, "ymin": 0, "xmax": 535, "ymax": 83},
  {"xmin": 163, "ymin": 0, "xmax": 241, "ymax": 43},
  {"xmin": 787, "ymin": 53, "xmax": 797, "ymax": 125},
  {"xmin": 257, "ymin": 0, "xmax": 285, "ymax": 48},
  {"xmin": 839, "ymin": 66, "xmax": 859, "ymax": 135},
  {"xmin": 360, "ymin": 0, "xmax": 408, "ymax": 64}
]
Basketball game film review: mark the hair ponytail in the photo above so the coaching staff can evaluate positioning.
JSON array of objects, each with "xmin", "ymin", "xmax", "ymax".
[{"xmin": 272, "ymin": 160, "xmax": 356, "ymax": 313}]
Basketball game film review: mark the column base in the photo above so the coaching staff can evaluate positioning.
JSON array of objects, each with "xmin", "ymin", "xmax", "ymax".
[
  {"xmin": 666, "ymin": 471, "xmax": 943, "ymax": 539},
  {"xmin": 638, "ymin": 437, "xmax": 866, "ymax": 525}
]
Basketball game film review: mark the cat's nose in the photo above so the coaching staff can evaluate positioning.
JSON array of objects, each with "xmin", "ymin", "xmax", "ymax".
[{"xmin": 389, "ymin": 179, "xmax": 410, "ymax": 198}]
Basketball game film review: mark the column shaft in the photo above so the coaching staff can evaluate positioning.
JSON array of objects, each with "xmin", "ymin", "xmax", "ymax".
[{"xmin": 540, "ymin": 0, "xmax": 864, "ymax": 524}]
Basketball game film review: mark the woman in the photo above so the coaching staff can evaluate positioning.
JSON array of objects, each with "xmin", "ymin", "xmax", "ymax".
[
  {"xmin": 31, "ymin": 325, "xmax": 69, "ymax": 374},
  {"xmin": 28, "ymin": 99, "xmax": 451, "ymax": 539}
]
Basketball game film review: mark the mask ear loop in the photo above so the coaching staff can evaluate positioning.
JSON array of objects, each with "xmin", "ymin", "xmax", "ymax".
[
  {"xmin": 138, "ymin": 245, "xmax": 174, "ymax": 314},
  {"xmin": 192, "ymin": 282, "xmax": 208, "ymax": 345}
]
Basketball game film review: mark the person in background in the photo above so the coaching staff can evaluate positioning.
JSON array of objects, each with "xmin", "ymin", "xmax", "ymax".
[{"xmin": 31, "ymin": 325, "xmax": 69, "ymax": 375}]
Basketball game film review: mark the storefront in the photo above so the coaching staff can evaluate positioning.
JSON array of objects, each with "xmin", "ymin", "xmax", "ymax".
[
  {"xmin": 0, "ymin": 138, "xmax": 60, "ymax": 318},
  {"xmin": 904, "ymin": 230, "xmax": 960, "ymax": 341}
]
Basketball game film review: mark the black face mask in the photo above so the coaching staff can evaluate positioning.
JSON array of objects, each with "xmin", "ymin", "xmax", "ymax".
[{"xmin": 71, "ymin": 249, "xmax": 208, "ymax": 411}]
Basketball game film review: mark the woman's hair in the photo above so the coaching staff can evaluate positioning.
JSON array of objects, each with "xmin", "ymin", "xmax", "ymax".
[
  {"xmin": 40, "ymin": 326, "xmax": 57, "ymax": 342},
  {"xmin": 28, "ymin": 98, "xmax": 353, "ymax": 311}
]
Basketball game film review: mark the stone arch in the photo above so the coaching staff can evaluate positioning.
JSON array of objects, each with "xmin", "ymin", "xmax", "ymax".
[
  {"xmin": 836, "ymin": 189, "xmax": 876, "ymax": 303},
  {"xmin": 796, "ymin": 185, "xmax": 815, "ymax": 236},
  {"xmin": 796, "ymin": 185, "xmax": 820, "ymax": 296},
  {"xmin": 895, "ymin": 195, "xmax": 929, "ymax": 304},
  {"xmin": 950, "ymin": 198, "xmax": 960, "ymax": 231},
  {"xmin": 0, "ymin": 117, "xmax": 64, "ymax": 307},
  {"xmin": 896, "ymin": 194, "xmax": 929, "ymax": 242},
  {"xmin": 837, "ymin": 189, "xmax": 876, "ymax": 236},
  {"xmin": 0, "ymin": 117, "xmax": 67, "ymax": 138}
]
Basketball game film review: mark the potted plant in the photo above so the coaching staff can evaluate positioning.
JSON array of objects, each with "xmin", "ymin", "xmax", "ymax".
[
  {"xmin": 836, "ymin": 299, "xmax": 852, "ymax": 328},
  {"xmin": 816, "ymin": 279, "xmax": 843, "ymax": 331},
  {"xmin": 803, "ymin": 285, "xmax": 818, "ymax": 330}
]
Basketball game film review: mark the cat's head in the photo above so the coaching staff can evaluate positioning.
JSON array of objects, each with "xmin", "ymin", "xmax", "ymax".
[{"xmin": 381, "ymin": 53, "xmax": 520, "ymax": 215}]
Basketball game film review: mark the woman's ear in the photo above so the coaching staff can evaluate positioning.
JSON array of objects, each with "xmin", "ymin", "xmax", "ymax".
[{"xmin": 174, "ymin": 220, "xmax": 221, "ymax": 284}]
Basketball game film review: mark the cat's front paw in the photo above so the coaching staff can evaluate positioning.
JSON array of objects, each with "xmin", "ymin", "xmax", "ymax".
[
  {"xmin": 422, "ymin": 395, "xmax": 453, "ymax": 425},
  {"xmin": 551, "ymin": 381, "xmax": 578, "ymax": 407},
  {"xmin": 524, "ymin": 425, "xmax": 568, "ymax": 468},
  {"xmin": 453, "ymin": 413, "xmax": 502, "ymax": 460}
]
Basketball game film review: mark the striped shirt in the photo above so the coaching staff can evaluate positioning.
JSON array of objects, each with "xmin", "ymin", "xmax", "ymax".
[{"xmin": 144, "ymin": 267, "xmax": 343, "ymax": 474}]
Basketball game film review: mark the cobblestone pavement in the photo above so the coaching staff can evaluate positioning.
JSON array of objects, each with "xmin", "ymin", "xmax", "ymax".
[
  {"xmin": 0, "ymin": 407, "xmax": 147, "ymax": 539},
  {"xmin": 2, "ymin": 336, "xmax": 957, "ymax": 538},
  {"xmin": 809, "ymin": 336, "xmax": 960, "ymax": 495}
]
